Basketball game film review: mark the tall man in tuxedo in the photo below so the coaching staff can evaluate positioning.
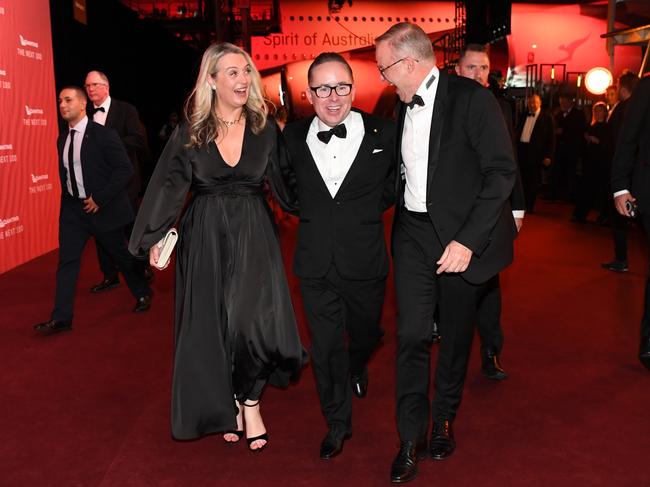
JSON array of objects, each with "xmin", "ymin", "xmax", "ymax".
[
  {"xmin": 33, "ymin": 87, "xmax": 151, "ymax": 335},
  {"xmin": 455, "ymin": 43, "xmax": 525, "ymax": 380},
  {"xmin": 602, "ymin": 72, "xmax": 640, "ymax": 272},
  {"xmin": 281, "ymin": 52, "xmax": 395, "ymax": 460},
  {"xmin": 84, "ymin": 70, "xmax": 148, "ymax": 293},
  {"xmin": 552, "ymin": 93, "xmax": 585, "ymax": 203},
  {"xmin": 375, "ymin": 23, "xmax": 516, "ymax": 483},
  {"xmin": 517, "ymin": 94, "xmax": 555, "ymax": 212},
  {"xmin": 610, "ymin": 75, "xmax": 650, "ymax": 370}
]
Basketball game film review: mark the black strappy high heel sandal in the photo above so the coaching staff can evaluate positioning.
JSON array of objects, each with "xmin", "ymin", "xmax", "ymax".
[{"xmin": 243, "ymin": 401, "xmax": 268, "ymax": 453}]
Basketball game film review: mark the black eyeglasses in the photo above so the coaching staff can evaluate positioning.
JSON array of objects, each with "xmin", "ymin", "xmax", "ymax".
[
  {"xmin": 378, "ymin": 57, "xmax": 415, "ymax": 80},
  {"xmin": 309, "ymin": 83, "xmax": 353, "ymax": 98}
]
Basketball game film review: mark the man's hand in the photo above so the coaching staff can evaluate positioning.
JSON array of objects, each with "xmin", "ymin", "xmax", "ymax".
[
  {"xmin": 514, "ymin": 218, "xmax": 523, "ymax": 232},
  {"xmin": 614, "ymin": 192, "xmax": 636, "ymax": 217},
  {"xmin": 542, "ymin": 157, "xmax": 552, "ymax": 167},
  {"xmin": 436, "ymin": 240, "xmax": 472, "ymax": 274},
  {"xmin": 83, "ymin": 196, "xmax": 99, "ymax": 213}
]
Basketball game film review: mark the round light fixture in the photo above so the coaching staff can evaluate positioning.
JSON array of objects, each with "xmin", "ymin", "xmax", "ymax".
[{"xmin": 584, "ymin": 67, "xmax": 613, "ymax": 95}]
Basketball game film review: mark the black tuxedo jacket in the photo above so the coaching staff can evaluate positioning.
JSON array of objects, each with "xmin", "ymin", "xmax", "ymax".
[
  {"xmin": 555, "ymin": 106, "xmax": 586, "ymax": 159},
  {"xmin": 612, "ymin": 77, "xmax": 650, "ymax": 209},
  {"xmin": 608, "ymin": 98, "xmax": 629, "ymax": 147},
  {"xmin": 497, "ymin": 96, "xmax": 525, "ymax": 212},
  {"xmin": 57, "ymin": 121, "xmax": 134, "ymax": 231},
  {"xmin": 89, "ymin": 98, "xmax": 145, "ymax": 198},
  {"xmin": 395, "ymin": 71, "xmax": 516, "ymax": 284},
  {"xmin": 282, "ymin": 110, "xmax": 395, "ymax": 280},
  {"xmin": 517, "ymin": 109, "xmax": 556, "ymax": 165}
]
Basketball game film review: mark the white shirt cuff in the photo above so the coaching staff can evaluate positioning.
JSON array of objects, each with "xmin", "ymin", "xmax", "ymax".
[
  {"xmin": 512, "ymin": 210, "xmax": 525, "ymax": 219},
  {"xmin": 613, "ymin": 190, "xmax": 630, "ymax": 198}
]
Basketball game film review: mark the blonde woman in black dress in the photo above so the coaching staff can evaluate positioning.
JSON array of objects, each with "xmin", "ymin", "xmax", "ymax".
[{"xmin": 129, "ymin": 43, "xmax": 304, "ymax": 452}]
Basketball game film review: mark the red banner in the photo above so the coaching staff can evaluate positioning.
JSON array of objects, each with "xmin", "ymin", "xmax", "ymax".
[{"xmin": 0, "ymin": 0, "xmax": 60, "ymax": 274}]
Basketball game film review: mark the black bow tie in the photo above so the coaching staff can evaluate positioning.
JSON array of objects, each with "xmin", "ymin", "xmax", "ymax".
[
  {"xmin": 317, "ymin": 124, "xmax": 347, "ymax": 144},
  {"xmin": 95, "ymin": 106, "xmax": 105, "ymax": 112},
  {"xmin": 406, "ymin": 94, "xmax": 424, "ymax": 110},
  {"xmin": 527, "ymin": 112, "xmax": 536, "ymax": 117}
]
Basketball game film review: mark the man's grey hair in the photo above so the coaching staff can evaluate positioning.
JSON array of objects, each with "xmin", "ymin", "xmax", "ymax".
[{"xmin": 375, "ymin": 22, "xmax": 434, "ymax": 61}]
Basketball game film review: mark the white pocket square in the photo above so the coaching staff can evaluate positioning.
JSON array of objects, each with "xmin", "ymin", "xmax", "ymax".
[{"xmin": 372, "ymin": 149, "xmax": 384, "ymax": 153}]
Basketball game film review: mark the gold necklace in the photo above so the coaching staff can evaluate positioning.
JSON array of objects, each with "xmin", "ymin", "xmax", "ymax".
[{"xmin": 217, "ymin": 114, "xmax": 243, "ymax": 127}]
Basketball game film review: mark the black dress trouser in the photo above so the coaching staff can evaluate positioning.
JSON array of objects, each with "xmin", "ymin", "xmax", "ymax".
[
  {"xmin": 300, "ymin": 265, "xmax": 386, "ymax": 435},
  {"xmin": 393, "ymin": 210, "xmax": 479, "ymax": 442},
  {"xmin": 639, "ymin": 212, "xmax": 650, "ymax": 348},
  {"xmin": 52, "ymin": 196, "xmax": 150, "ymax": 322},
  {"xmin": 476, "ymin": 274, "xmax": 504, "ymax": 355}
]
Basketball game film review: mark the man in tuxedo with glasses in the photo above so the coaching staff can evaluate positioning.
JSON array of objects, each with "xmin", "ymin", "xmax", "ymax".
[
  {"xmin": 84, "ymin": 70, "xmax": 149, "ymax": 293},
  {"xmin": 33, "ymin": 86, "xmax": 151, "ymax": 335},
  {"xmin": 375, "ymin": 23, "xmax": 516, "ymax": 482},
  {"xmin": 280, "ymin": 52, "xmax": 395, "ymax": 460}
]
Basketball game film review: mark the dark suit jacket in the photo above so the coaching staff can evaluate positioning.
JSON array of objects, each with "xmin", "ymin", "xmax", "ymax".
[
  {"xmin": 517, "ymin": 109, "xmax": 556, "ymax": 166},
  {"xmin": 611, "ymin": 77, "xmax": 650, "ymax": 210},
  {"xmin": 395, "ymin": 71, "xmax": 516, "ymax": 285},
  {"xmin": 57, "ymin": 120, "xmax": 134, "ymax": 231},
  {"xmin": 497, "ymin": 97, "xmax": 525, "ymax": 212},
  {"xmin": 555, "ymin": 106, "xmax": 586, "ymax": 157},
  {"xmin": 282, "ymin": 110, "xmax": 395, "ymax": 280},
  {"xmin": 608, "ymin": 99, "xmax": 629, "ymax": 148},
  {"xmin": 89, "ymin": 98, "xmax": 145, "ymax": 199}
]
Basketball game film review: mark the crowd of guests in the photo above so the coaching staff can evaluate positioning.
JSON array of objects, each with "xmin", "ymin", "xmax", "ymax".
[
  {"xmin": 511, "ymin": 71, "xmax": 641, "ymax": 275},
  {"xmin": 32, "ymin": 20, "xmax": 650, "ymax": 484}
]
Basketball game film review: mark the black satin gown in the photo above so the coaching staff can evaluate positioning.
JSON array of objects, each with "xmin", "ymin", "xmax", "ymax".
[{"xmin": 129, "ymin": 120, "xmax": 305, "ymax": 440}]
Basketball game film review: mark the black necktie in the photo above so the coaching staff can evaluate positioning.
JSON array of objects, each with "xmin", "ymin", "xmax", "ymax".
[
  {"xmin": 67, "ymin": 129, "xmax": 80, "ymax": 198},
  {"xmin": 406, "ymin": 94, "xmax": 424, "ymax": 110},
  {"xmin": 95, "ymin": 106, "xmax": 105, "ymax": 112},
  {"xmin": 317, "ymin": 123, "xmax": 347, "ymax": 144}
]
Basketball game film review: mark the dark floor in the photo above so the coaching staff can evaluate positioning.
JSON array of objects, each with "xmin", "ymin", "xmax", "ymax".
[{"xmin": 1, "ymin": 201, "xmax": 649, "ymax": 487}]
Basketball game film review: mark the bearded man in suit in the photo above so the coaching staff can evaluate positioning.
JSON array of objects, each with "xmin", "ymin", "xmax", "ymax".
[{"xmin": 33, "ymin": 86, "xmax": 151, "ymax": 335}]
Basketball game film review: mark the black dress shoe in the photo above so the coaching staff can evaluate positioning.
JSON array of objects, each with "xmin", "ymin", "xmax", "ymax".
[
  {"xmin": 640, "ymin": 343, "xmax": 650, "ymax": 371},
  {"xmin": 351, "ymin": 368, "xmax": 368, "ymax": 398},
  {"xmin": 429, "ymin": 419, "xmax": 455, "ymax": 461},
  {"xmin": 133, "ymin": 295, "xmax": 151, "ymax": 313},
  {"xmin": 390, "ymin": 437, "xmax": 427, "ymax": 483},
  {"xmin": 481, "ymin": 350, "xmax": 508, "ymax": 380},
  {"xmin": 33, "ymin": 319, "xmax": 72, "ymax": 335},
  {"xmin": 90, "ymin": 276, "xmax": 120, "ymax": 293},
  {"xmin": 319, "ymin": 430, "xmax": 351, "ymax": 460},
  {"xmin": 601, "ymin": 260, "xmax": 628, "ymax": 273}
]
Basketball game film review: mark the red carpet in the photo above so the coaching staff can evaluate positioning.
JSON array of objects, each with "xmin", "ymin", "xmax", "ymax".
[{"xmin": 1, "ymin": 201, "xmax": 649, "ymax": 487}]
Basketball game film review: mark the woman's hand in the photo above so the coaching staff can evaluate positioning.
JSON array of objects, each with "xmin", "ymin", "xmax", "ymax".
[{"xmin": 149, "ymin": 244, "xmax": 169, "ymax": 270}]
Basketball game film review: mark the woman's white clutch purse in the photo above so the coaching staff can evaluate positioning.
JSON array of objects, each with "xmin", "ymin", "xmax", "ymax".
[{"xmin": 155, "ymin": 228, "xmax": 178, "ymax": 269}]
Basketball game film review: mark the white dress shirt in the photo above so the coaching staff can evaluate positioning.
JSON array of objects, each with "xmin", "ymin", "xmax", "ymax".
[
  {"xmin": 63, "ymin": 116, "xmax": 89, "ymax": 198},
  {"xmin": 519, "ymin": 108, "xmax": 540, "ymax": 143},
  {"xmin": 92, "ymin": 96, "xmax": 111, "ymax": 126},
  {"xmin": 306, "ymin": 110, "xmax": 364, "ymax": 198},
  {"xmin": 401, "ymin": 66, "xmax": 440, "ymax": 213}
]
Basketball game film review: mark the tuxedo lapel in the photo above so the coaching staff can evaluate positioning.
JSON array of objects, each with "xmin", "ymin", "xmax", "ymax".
[
  {"xmin": 297, "ymin": 116, "xmax": 332, "ymax": 199},
  {"xmin": 395, "ymin": 103, "xmax": 407, "ymax": 206},
  {"xmin": 79, "ymin": 123, "xmax": 94, "ymax": 176},
  {"xmin": 104, "ymin": 102, "xmax": 116, "ymax": 128},
  {"xmin": 426, "ymin": 70, "xmax": 447, "ymax": 196},
  {"xmin": 336, "ymin": 112, "xmax": 378, "ymax": 196}
]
